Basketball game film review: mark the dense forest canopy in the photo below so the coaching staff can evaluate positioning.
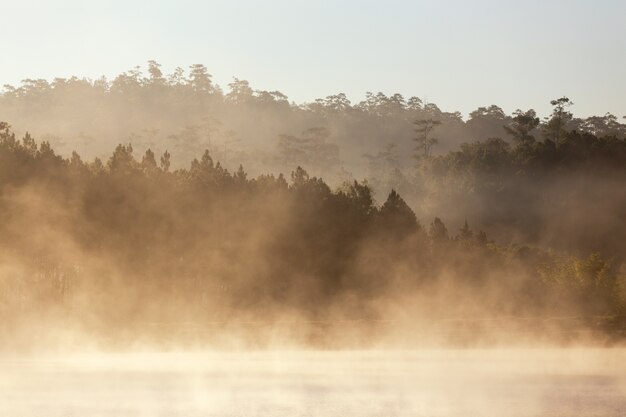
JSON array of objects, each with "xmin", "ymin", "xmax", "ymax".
[
  {"xmin": 2, "ymin": 63, "xmax": 625, "ymax": 254},
  {"xmin": 1, "ymin": 62, "xmax": 625, "ymax": 348},
  {"xmin": 0, "ymin": 120, "xmax": 625, "ymax": 349},
  {"xmin": 2, "ymin": 62, "xmax": 625, "ymax": 174}
]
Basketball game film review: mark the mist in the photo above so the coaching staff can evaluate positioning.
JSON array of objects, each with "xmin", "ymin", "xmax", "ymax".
[
  {"xmin": 0, "ymin": 103, "xmax": 625, "ymax": 350},
  {"xmin": 1, "ymin": 63, "xmax": 626, "ymax": 416}
]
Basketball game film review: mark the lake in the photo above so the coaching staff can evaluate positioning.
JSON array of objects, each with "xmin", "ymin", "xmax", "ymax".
[{"xmin": 1, "ymin": 349, "xmax": 625, "ymax": 416}]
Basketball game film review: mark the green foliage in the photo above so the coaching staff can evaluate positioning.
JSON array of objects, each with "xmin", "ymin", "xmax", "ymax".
[{"xmin": 538, "ymin": 252, "xmax": 618, "ymax": 314}]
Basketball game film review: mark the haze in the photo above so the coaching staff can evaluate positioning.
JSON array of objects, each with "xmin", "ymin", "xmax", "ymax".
[{"xmin": 1, "ymin": 1, "xmax": 626, "ymax": 416}]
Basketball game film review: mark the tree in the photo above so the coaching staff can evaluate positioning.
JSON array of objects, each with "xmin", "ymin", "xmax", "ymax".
[
  {"xmin": 226, "ymin": 78, "xmax": 253, "ymax": 103},
  {"xmin": 341, "ymin": 180, "xmax": 375, "ymax": 218},
  {"xmin": 189, "ymin": 149, "xmax": 231, "ymax": 188},
  {"xmin": 407, "ymin": 96, "xmax": 423, "ymax": 111},
  {"xmin": 290, "ymin": 166, "xmax": 310, "ymax": 188},
  {"xmin": 160, "ymin": 150, "xmax": 171, "ymax": 172},
  {"xmin": 108, "ymin": 143, "xmax": 136, "ymax": 174},
  {"xmin": 110, "ymin": 66, "xmax": 143, "ymax": 94},
  {"xmin": 378, "ymin": 189, "xmax": 419, "ymax": 238},
  {"xmin": 413, "ymin": 118, "xmax": 441, "ymax": 160},
  {"xmin": 146, "ymin": 60, "xmax": 165, "ymax": 85},
  {"xmin": 467, "ymin": 105, "xmax": 508, "ymax": 140},
  {"xmin": 363, "ymin": 142, "xmax": 400, "ymax": 182},
  {"xmin": 504, "ymin": 109, "xmax": 540, "ymax": 144},
  {"xmin": 543, "ymin": 97, "xmax": 573, "ymax": 144},
  {"xmin": 458, "ymin": 219, "xmax": 473, "ymax": 241},
  {"xmin": 357, "ymin": 92, "xmax": 406, "ymax": 117},
  {"xmin": 234, "ymin": 164, "xmax": 247, "ymax": 184},
  {"xmin": 188, "ymin": 64, "xmax": 213, "ymax": 93},
  {"xmin": 578, "ymin": 113, "xmax": 625, "ymax": 138},
  {"xmin": 255, "ymin": 90, "xmax": 288, "ymax": 104},
  {"xmin": 322, "ymin": 93, "xmax": 352, "ymax": 112},
  {"xmin": 167, "ymin": 67, "xmax": 186, "ymax": 86},
  {"xmin": 141, "ymin": 149, "xmax": 158, "ymax": 175},
  {"xmin": 69, "ymin": 151, "xmax": 83, "ymax": 168},
  {"xmin": 429, "ymin": 217, "xmax": 449, "ymax": 241},
  {"xmin": 278, "ymin": 128, "xmax": 340, "ymax": 173},
  {"xmin": 22, "ymin": 132, "xmax": 37, "ymax": 156}
]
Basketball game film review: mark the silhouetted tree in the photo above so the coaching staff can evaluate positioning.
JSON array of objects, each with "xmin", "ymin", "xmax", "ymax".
[
  {"xmin": 429, "ymin": 217, "xmax": 449, "ymax": 241},
  {"xmin": 543, "ymin": 97, "xmax": 573, "ymax": 144},
  {"xmin": 377, "ymin": 189, "xmax": 419, "ymax": 238},
  {"xmin": 504, "ymin": 109, "xmax": 540, "ymax": 144},
  {"xmin": 413, "ymin": 118, "xmax": 441, "ymax": 160}
]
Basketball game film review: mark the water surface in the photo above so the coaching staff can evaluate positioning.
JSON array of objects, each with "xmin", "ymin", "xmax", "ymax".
[{"xmin": 1, "ymin": 349, "xmax": 625, "ymax": 416}]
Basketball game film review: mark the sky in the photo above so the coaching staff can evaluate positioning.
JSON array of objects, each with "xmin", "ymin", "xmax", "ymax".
[{"xmin": 1, "ymin": 0, "xmax": 625, "ymax": 119}]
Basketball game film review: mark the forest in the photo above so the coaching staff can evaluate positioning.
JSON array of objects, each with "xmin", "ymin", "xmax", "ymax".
[{"xmin": 0, "ymin": 63, "xmax": 625, "ymax": 349}]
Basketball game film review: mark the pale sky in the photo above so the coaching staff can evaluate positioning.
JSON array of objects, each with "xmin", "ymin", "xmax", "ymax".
[{"xmin": 1, "ymin": 0, "xmax": 625, "ymax": 118}]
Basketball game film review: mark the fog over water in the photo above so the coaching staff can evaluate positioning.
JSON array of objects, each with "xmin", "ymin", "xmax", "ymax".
[
  {"xmin": 1, "ymin": 68, "xmax": 626, "ymax": 414},
  {"xmin": 2, "ymin": 349, "xmax": 625, "ymax": 417},
  {"xmin": 1, "ymin": 2, "xmax": 626, "ymax": 415}
]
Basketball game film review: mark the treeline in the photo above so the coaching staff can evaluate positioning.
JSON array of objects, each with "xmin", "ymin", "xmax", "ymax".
[
  {"xmin": 2, "ymin": 64, "xmax": 626, "ymax": 263},
  {"xmin": 390, "ymin": 103, "xmax": 626, "ymax": 258},
  {"xmin": 0, "ymin": 122, "xmax": 624, "ymax": 347},
  {"xmin": 2, "ymin": 62, "xmax": 625, "ymax": 180}
]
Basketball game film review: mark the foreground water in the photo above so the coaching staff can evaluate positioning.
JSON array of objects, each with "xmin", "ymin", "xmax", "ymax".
[{"xmin": 1, "ymin": 349, "xmax": 625, "ymax": 416}]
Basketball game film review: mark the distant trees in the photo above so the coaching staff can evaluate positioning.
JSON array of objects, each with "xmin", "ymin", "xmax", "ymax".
[
  {"xmin": 2, "ymin": 62, "xmax": 625, "ymax": 186},
  {"xmin": 358, "ymin": 92, "xmax": 407, "ymax": 117},
  {"xmin": 1, "ymin": 63, "xmax": 626, "ymax": 315},
  {"xmin": 363, "ymin": 143, "xmax": 402, "ymax": 184},
  {"xmin": 313, "ymin": 93, "xmax": 352, "ymax": 114},
  {"xmin": 467, "ymin": 105, "xmax": 508, "ymax": 140},
  {"xmin": 578, "ymin": 113, "xmax": 625, "ymax": 138},
  {"xmin": 277, "ymin": 127, "xmax": 340, "ymax": 174}
]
